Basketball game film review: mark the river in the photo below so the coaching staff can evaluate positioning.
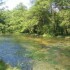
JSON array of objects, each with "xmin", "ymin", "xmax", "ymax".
[
  {"xmin": 0, "ymin": 36, "xmax": 33, "ymax": 70},
  {"xmin": 0, "ymin": 36, "xmax": 70, "ymax": 70}
]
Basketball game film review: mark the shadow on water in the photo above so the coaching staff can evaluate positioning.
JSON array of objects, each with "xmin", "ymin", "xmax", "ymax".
[{"xmin": 0, "ymin": 36, "xmax": 33, "ymax": 70}]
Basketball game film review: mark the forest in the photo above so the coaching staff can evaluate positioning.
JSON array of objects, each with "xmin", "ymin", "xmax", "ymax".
[{"xmin": 0, "ymin": 0, "xmax": 70, "ymax": 37}]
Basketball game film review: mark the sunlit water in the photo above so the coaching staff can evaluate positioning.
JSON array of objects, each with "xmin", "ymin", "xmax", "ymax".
[{"xmin": 0, "ymin": 36, "xmax": 32, "ymax": 70}]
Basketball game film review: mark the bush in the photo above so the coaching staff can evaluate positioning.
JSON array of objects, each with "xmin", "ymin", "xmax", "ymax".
[
  {"xmin": 0, "ymin": 60, "xmax": 7, "ymax": 70},
  {"xmin": 42, "ymin": 33, "xmax": 53, "ymax": 38}
]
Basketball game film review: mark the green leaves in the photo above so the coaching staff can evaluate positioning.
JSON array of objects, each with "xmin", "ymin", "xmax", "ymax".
[{"xmin": 0, "ymin": 0, "xmax": 70, "ymax": 35}]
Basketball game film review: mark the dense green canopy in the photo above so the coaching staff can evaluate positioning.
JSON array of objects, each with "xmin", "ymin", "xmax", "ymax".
[{"xmin": 0, "ymin": 0, "xmax": 70, "ymax": 36}]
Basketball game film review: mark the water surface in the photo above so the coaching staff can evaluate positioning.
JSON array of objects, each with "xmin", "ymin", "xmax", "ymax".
[{"xmin": 0, "ymin": 36, "xmax": 32, "ymax": 70}]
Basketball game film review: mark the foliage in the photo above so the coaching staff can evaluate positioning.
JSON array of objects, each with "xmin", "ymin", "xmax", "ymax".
[
  {"xmin": 0, "ymin": 60, "xmax": 7, "ymax": 70},
  {"xmin": 0, "ymin": 60, "xmax": 20, "ymax": 70},
  {"xmin": 0, "ymin": 0, "xmax": 70, "ymax": 36}
]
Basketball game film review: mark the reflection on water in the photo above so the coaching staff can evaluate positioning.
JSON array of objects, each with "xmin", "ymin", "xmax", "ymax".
[{"xmin": 0, "ymin": 36, "xmax": 32, "ymax": 70}]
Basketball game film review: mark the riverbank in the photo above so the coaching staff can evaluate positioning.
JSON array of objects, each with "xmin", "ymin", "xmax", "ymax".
[{"xmin": 14, "ymin": 35, "xmax": 70, "ymax": 47}]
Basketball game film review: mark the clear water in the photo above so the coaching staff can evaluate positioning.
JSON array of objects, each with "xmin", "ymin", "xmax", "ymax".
[{"xmin": 0, "ymin": 36, "xmax": 32, "ymax": 70}]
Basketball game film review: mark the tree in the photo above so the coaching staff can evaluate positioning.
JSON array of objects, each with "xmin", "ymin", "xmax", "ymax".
[
  {"xmin": 0, "ymin": 0, "xmax": 70, "ymax": 36},
  {"xmin": 22, "ymin": 0, "xmax": 51, "ymax": 34},
  {"xmin": 52, "ymin": 0, "xmax": 70, "ymax": 9},
  {"xmin": 5, "ymin": 3, "xmax": 27, "ymax": 33},
  {"xmin": 58, "ymin": 10, "xmax": 70, "ymax": 35},
  {"xmin": 49, "ymin": 0, "xmax": 70, "ymax": 36}
]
